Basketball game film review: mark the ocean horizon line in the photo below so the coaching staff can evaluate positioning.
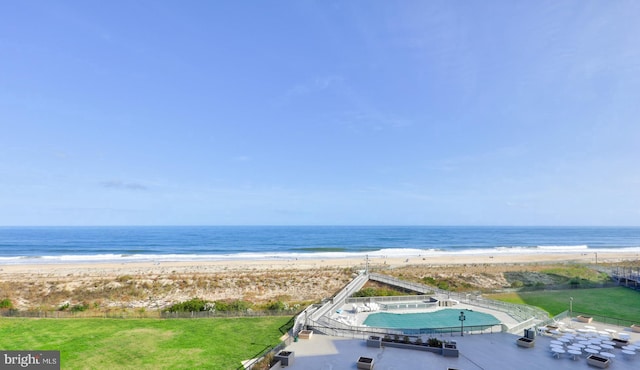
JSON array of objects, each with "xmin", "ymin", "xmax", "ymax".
[{"xmin": 2, "ymin": 224, "xmax": 640, "ymax": 228}]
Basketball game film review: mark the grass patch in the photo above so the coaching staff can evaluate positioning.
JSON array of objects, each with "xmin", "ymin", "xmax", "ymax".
[
  {"xmin": 488, "ymin": 287, "xmax": 640, "ymax": 321},
  {"xmin": 0, "ymin": 316, "xmax": 290, "ymax": 369}
]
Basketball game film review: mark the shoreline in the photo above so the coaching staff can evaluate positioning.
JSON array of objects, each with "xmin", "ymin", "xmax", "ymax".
[{"xmin": 2, "ymin": 251, "xmax": 638, "ymax": 276}]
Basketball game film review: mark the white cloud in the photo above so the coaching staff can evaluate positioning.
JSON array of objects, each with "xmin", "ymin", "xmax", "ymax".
[
  {"xmin": 100, "ymin": 180, "xmax": 148, "ymax": 191},
  {"xmin": 279, "ymin": 74, "xmax": 344, "ymax": 104}
]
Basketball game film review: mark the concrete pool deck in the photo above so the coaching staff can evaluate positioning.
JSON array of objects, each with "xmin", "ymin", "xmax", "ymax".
[{"xmin": 281, "ymin": 317, "xmax": 639, "ymax": 369}]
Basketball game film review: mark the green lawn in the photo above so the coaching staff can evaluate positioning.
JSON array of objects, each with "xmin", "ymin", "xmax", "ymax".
[
  {"xmin": 488, "ymin": 287, "xmax": 640, "ymax": 322},
  {"xmin": 0, "ymin": 316, "xmax": 291, "ymax": 369}
]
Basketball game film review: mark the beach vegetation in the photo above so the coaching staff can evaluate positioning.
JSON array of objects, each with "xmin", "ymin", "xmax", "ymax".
[
  {"xmin": 352, "ymin": 287, "xmax": 410, "ymax": 297},
  {"xmin": 264, "ymin": 300, "xmax": 287, "ymax": 311},
  {"xmin": 381, "ymin": 262, "xmax": 619, "ymax": 292},
  {"xmin": 165, "ymin": 298, "xmax": 212, "ymax": 313},
  {"xmin": 0, "ymin": 298, "xmax": 13, "ymax": 309},
  {"xmin": 421, "ymin": 276, "xmax": 474, "ymax": 291},
  {"xmin": 502, "ymin": 266, "xmax": 612, "ymax": 290},
  {"xmin": 70, "ymin": 302, "xmax": 90, "ymax": 313},
  {"xmin": 116, "ymin": 275, "xmax": 133, "ymax": 283},
  {"xmin": 3, "ymin": 267, "xmax": 353, "ymax": 313},
  {"xmin": 161, "ymin": 299, "xmax": 257, "ymax": 314},
  {"xmin": 510, "ymin": 280, "xmax": 524, "ymax": 288},
  {"xmin": 540, "ymin": 265, "xmax": 610, "ymax": 283},
  {"xmin": 569, "ymin": 278, "xmax": 580, "ymax": 288},
  {"xmin": 215, "ymin": 299, "xmax": 253, "ymax": 312}
]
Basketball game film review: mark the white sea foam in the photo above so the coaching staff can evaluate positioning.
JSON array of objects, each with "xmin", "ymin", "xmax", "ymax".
[
  {"xmin": 1, "ymin": 245, "xmax": 639, "ymax": 265},
  {"xmin": 536, "ymin": 245, "xmax": 589, "ymax": 250}
]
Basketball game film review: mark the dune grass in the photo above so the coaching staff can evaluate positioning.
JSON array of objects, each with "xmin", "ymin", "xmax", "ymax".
[
  {"xmin": 0, "ymin": 316, "xmax": 291, "ymax": 369},
  {"xmin": 488, "ymin": 286, "xmax": 640, "ymax": 321}
]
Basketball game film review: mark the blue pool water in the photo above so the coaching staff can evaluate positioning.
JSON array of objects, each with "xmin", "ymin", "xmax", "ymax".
[{"xmin": 363, "ymin": 309, "xmax": 500, "ymax": 330}]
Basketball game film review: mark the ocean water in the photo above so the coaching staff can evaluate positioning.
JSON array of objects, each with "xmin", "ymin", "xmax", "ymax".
[{"xmin": 0, "ymin": 226, "xmax": 639, "ymax": 264}]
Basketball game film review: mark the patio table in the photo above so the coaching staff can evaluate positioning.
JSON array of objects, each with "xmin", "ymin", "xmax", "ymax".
[
  {"xmin": 567, "ymin": 349, "xmax": 582, "ymax": 360},
  {"xmin": 599, "ymin": 352, "xmax": 615, "ymax": 360},
  {"xmin": 551, "ymin": 347, "xmax": 565, "ymax": 358}
]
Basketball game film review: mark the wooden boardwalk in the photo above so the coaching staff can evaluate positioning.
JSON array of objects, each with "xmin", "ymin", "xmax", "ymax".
[{"xmin": 610, "ymin": 266, "xmax": 640, "ymax": 290}]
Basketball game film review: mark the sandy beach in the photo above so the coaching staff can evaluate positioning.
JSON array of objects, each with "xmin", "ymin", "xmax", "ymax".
[{"xmin": 1, "ymin": 251, "xmax": 638, "ymax": 311}]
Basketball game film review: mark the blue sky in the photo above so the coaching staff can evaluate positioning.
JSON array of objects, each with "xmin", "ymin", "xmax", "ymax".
[{"xmin": 1, "ymin": 1, "xmax": 639, "ymax": 226}]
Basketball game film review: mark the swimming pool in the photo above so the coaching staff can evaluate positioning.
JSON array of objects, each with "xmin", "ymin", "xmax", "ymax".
[{"xmin": 363, "ymin": 308, "xmax": 500, "ymax": 330}]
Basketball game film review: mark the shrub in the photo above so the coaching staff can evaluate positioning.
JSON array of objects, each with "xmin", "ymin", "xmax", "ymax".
[
  {"xmin": 265, "ymin": 300, "xmax": 286, "ymax": 311},
  {"xmin": 352, "ymin": 287, "xmax": 408, "ymax": 297},
  {"xmin": 511, "ymin": 280, "xmax": 524, "ymax": 288},
  {"xmin": 214, "ymin": 300, "xmax": 252, "ymax": 312},
  {"xmin": 70, "ymin": 303, "xmax": 89, "ymax": 312},
  {"xmin": 427, "ymin": 338, "xmax": 443, "ymax": 347},
  {"xmin": 0, "ymin": 298, "xmax": 13, "ymax": 309},
  {"xmin": 570, "ymin": 278, "xmax": 580, "ymax": 288},
  {"xmin": 422, "ymin": 277, "xmax": 437, "ymax": 285},
  {"xmin": 165, "ymin": 298, "xmax": 210, "ymax": 313}
]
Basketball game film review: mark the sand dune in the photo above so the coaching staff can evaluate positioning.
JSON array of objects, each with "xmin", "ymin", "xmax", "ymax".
[{"xmin": 0, "ymin": 251, "xmax": 636, "ymax": 311}]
